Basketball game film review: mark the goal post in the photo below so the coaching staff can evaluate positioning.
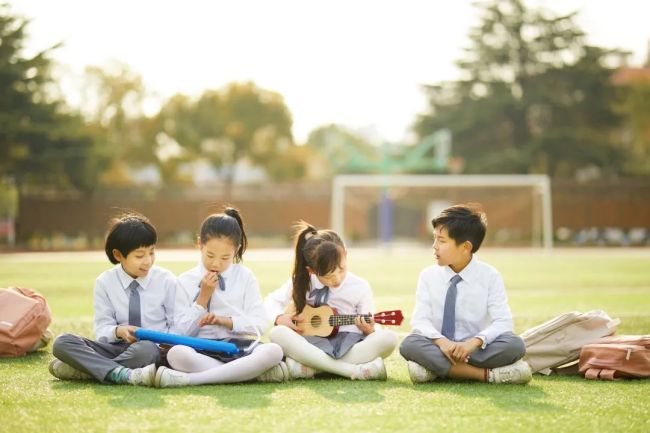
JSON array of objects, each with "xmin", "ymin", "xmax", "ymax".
[{"xmin": 330, "ymin": 174, "xmax": 553, "ymax": 251}]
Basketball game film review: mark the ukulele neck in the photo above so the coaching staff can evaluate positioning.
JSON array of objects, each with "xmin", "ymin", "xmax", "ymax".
[{"xmin": 328, "ymin": 314, "xmax": 372, "ymax": 327}]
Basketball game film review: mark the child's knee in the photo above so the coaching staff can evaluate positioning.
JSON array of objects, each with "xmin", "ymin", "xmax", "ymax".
[
  {"xmin": 268, "ymin": 325, "xmax": 296, "ymax": 344},
  {"xmin": 131, "ymin": 340, "xmax": 160, "ymax": 364},
  {"xmin": 399, "ymin": 334, "xmax": 422, "ymax": 360},
  {"xmin": 511, "ymin": 335, "xmax": 526, "ymax": 359},
  {"xmin": 256, "ymin": 343, "xmax": 284, "ymax": 364},
  {"xmin": 166, "ymin": 344, "xmax": 192, "ymax": 364},
  {"xmin": 375, "ymin": 329, "xmax": 399, "ymax": 353},
  {"xmin": 52, "ymin": 333, "xmax": 79, "ymax": 358}
]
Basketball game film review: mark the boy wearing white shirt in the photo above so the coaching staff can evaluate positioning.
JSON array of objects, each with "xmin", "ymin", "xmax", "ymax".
[
  {"xmin": 400, "ymin": 204, "xmax": 532, "ymax": 384},
  {"xmin": 49, "ymin": 214, "xmax": 190, "ymax": 386}
]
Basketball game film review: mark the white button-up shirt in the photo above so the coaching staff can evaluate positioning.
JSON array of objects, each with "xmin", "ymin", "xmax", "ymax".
[
  {"xmin": 410, "ymin": 256, "xmax": 513, "ymax": 346},
  {"xmin": 93, "ymin": 264, "xmax": 192, "ymax": 343},
  {"xmin": 264, "ymin": 272, "xmax": 375, "ymax": 335},
  {"xmin": 177, "ymin": 262, "xmax": 270, "ymax": 339}
]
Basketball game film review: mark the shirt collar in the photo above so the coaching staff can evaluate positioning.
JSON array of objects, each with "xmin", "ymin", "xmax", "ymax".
[
  {"xmin": 443, "ymin": 255, "xmax": 478, "ymax": 284},
  {"xmin": 116, "ymin": 264, "xmax": 151, "ymax": 290}
]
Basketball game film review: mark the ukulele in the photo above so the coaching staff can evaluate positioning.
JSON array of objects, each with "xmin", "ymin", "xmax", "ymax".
[{"xmin": 293, "ymin": 304, "xmax": 404, "ymax": 337}]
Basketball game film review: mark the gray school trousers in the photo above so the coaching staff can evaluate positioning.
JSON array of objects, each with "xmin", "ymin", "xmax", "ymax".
[
  {"xmin": 53, "ymin": 333, "xmax": 161, "ymax": 383},
  {"xmin": 400, "ymin": 332, "xmax": 526, "ymax": 378}
]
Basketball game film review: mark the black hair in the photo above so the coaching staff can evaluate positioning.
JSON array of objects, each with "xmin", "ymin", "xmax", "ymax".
[
  {"xmin": 104, "ymin": 213, "xmax": 157, "ymax": 264},
  {"xmin": 199, "ymin": 206, "xmax": 247, "ymax": 263},
  {"xmin": 431, "ymin": 203, "xmax": 487, "ymax": 253},
  {"xmin": 291, "ymin": 221, "xmax": 345, "ymax": 314}
]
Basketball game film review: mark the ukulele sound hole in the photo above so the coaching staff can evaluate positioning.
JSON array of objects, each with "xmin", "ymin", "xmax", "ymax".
[{"xmin": 311, "ymin": 316, "xmax": 322, "ymax": 328}]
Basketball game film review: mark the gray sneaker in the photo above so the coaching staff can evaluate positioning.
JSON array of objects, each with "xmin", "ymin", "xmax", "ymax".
[
  {"xmin": 257, "ymin": 361, "xmax": 290, "ymax": 383},
  {"xmin": 488, "ymin": 360, "xmax": 533, "ymax": 384},
  {"xmin": 128, "ymin": 363, "xmax": 157, "ymax": 386},
  {"xmin": 154, "ymin": 366, "xmax": 191, "ymax": 388},
  {"xmin": 48, "ymin": 359, "xmax": 92, "ymax": 381},
  {"xmin": 352, "ymin": 357, "xmax": 387, "ymax": 381},
  {"xmin": 407, "ymin": 361, "xmax": 437, "ymax": 384}
]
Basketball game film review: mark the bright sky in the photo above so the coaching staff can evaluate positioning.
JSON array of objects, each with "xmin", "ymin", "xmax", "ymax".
[{"xmin": 8, "ymin": 0, "xmax": 650, "ymax": 144}]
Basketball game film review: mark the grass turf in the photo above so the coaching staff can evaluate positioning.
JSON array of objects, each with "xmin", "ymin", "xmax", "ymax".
[{"xmin": 1, "ymin": 248, "xmax": 649, "ymax": 433}]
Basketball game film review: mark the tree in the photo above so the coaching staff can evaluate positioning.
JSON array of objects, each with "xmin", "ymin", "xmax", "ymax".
[
  {"xmin": 159, "ymin": 82, "xmax": 297, "ymax": 193},
  {"xmin": 80, "ymin": 62, "xmax": 156, "ymax": 186},
  {"xmin": 0, "ymin": 4, "xmax": 102, "ymax": 193},
  {"xmin": 415, "ymin": 0, "xmax": 627, "ymax": 178}
]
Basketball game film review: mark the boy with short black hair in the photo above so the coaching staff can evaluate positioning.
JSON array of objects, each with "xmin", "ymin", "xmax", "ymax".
[
  {"xmin": 400, "ymin": 203, "xmax": 532, "ymax": 384},
  {"xmin": 49, "ymin": 213, "xmax": 191, "ymax": 385}
]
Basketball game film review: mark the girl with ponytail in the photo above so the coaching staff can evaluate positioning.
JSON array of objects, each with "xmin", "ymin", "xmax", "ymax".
[
  {"xmin": 155, "ymin": 207, "xmax": 287, "ymax": 387},
  {"xmin": 265, "ymin": 221, "xmax": 398, "ymax": 381}
]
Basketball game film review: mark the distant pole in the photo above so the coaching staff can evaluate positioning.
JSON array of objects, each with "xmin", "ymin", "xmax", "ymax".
[{"xmin": 379, "ymin": 190, "xmax": 393, "ymax": 244}]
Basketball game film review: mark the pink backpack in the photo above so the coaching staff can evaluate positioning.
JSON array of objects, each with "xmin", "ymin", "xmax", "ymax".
[
  {"xmin": 0, "ymin": 287, "xmax": 52, "ymax": 357},
  {"xmin": 579, "ymin": 335, "xmax": 650, "ymax": 380}
]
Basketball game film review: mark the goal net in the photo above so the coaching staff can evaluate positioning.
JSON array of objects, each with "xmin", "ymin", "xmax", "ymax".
[{"xmin": 330, "ymin": 174, "xmax": 553, "ymax": 250}]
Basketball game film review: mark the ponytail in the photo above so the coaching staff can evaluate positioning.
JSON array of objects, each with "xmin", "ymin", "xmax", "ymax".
[
  {"xmin": 292, "ymin": 221, "xmax": 317, "ymax": 314},
  {"xmin": 291, "ymin": 221, "xmax": 345, "ymax": 314},
  {"xmin": 224, "ymin": 207, "xmax": 247, "ymax": 262},
  {"xmin": 199, "ymin": 206, "xmax": 247, "ymax": 263}
]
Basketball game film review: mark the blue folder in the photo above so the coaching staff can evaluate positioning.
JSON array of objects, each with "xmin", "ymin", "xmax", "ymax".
[{"xmin": 134, "ymin": 329, "xmax": 240, "ymax": 355}]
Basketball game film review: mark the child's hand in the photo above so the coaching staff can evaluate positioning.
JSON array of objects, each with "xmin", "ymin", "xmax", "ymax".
[
  {"xmin": 355, "ymin": 314, "xmax": 375, "ymax": 335},
  {"xmin": 450, "ymin": 338, "xmax": 481, "ymax": 363},
  {"xmin": 198, "ymin": 313, "xmax": 234, "ymax": 330},
  {"xmin": 435, "ymin": 338, "xmax": 458, "ymax": 365},
  {"xmin": 199, "ymin": 312, "xmax": 222, "ymax": 326},
  {"xmin": 116, "ymin": 325, "xmax": 138, "ymax": 343},
  {"xmin": 200, "ymin": 272, "xmax": 220, "ymax": 294},
  {"xmin": 275, "ymin": 313, "xmax": 303, "ymax": 333},
  {"xmin": 195, "ymin": 272, "xmax": 220, "ymax": 308}
]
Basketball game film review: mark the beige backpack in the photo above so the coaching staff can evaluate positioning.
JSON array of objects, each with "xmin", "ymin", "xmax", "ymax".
[
  {"xmin": 520, "ymin": 310, "xmax": 619, "ymax": 375},
  {"xmin": 0, "ymin": 287, "xmax": 53, "ymax": 357},
  {"xmin": 579, "ymin": 335, "xmax": 650, "ymax": 380}
]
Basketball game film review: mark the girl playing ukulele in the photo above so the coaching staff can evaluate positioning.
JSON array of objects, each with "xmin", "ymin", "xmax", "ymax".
[{"xmin": 265, "ymin": 222, "xmax": 398, "ymax": 380}]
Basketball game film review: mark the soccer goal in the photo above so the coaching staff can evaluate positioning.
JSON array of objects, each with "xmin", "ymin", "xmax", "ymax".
[{"xmin": 330, "ymin": 174, "xmax": 553, "ymax": 250}]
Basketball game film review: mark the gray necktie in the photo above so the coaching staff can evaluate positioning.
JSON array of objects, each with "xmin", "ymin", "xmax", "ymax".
[
  {"xmin": 441, "ymin": 274, "xmax": 462, "ymax": 340},
  {"xmin": 309, "ymin": 286, "xmax": 330, "ymax": 307},
  {"xmin": 128, "ymin": 280, "xmax": 142, "ymax": 327}
]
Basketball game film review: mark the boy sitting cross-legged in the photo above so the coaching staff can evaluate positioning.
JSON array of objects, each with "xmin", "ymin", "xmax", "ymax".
[{"xmin": 400, "ymin": 204, "xmax": 532, "ymax": 384}]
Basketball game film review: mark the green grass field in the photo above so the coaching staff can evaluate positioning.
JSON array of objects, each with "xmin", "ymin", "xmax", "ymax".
[{"xmin": 1, "ymin": 248, "xmax": 649, "ymax": 433}]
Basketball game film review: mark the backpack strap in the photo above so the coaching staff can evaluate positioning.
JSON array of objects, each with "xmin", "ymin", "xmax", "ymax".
[
  {"xmin": 598, "ymin": 369, "xmax": 617, "ymax": 380},
  {"xmin": 584, "ymin": 368, "xmax": 617, "ymax": 380},
  {"xmin": 585, "ymin": 368, "xmax": 601, "ymax": 380}
]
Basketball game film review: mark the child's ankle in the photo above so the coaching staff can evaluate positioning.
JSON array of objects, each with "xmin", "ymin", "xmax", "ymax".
[{"xmin": 106, "ymin": 366, "xmax": 131, "ymax": 384}]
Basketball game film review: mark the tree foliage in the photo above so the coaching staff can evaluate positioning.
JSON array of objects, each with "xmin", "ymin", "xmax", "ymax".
[
  {"xmin": 415, "ymin": 0, "xmax": 628, "ymax": 178},
  {"xmin": 158, "ymin": 82, "xmax": 301, "ymax": 187},
  {"xmin": 0, "ymin": 4, "xmax": 102, "ymax": 192}
]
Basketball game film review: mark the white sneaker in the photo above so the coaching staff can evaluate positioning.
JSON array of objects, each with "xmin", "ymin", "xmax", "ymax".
[
  {"xmin": 352, "ymin": 357, "xmax": 387, "ymax": 381},
  {"xmin": 407, "ymin": 361, "xmax": 437, "ymax": 384},
  {"xmin": 48, "ymin": 359, "xmax": 92, "ymax": 381},
  {"xmin": 154, "ymin": 366, "xmax": 191, "ymax": 388},
  {"xmin": 488, "ymin": 360, "xmax": 533, "ymax": 384},
  {"xmin": 285, "ymin": 357, "xmax": 316, "ymax": 379},
  {"xmin": 257, "ymin": 361, "xmax": 290, "ymax": 383},
  {"xmin": 128, "ymin": 363, "xmax": 157, "ymax": 386}
]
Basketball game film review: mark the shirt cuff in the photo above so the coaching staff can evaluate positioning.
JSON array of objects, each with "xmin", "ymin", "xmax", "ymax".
[
  {"xmin": 231, "ymin": 316, "xmax": 246, "ymax": 333},
  {"xmin": 475, "ymin": 335, "xmax": 487, "ymax": 349}
]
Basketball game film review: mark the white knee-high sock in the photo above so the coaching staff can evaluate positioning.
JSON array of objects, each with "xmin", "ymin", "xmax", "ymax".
[
  {"xmin": 187, "ymin": 343, "xmax": 284, "ymax": 385},
  {"xmin": 339, "ymin": 329, "xmax": 398, "ymax": 364},
  {"xmin": 269, "ymin": 325, "xmax": 362, "ymax": 378},
  {"xmin": 167, "ymin": 345, "xmax": 223, "ymax": 372}
]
